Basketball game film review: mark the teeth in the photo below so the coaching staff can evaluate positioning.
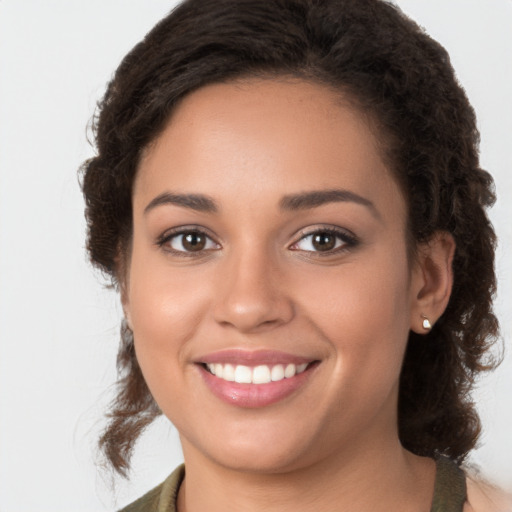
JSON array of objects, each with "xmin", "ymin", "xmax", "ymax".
[
  {"xmin": 253, "ymin": 365, "xmax": 271, "ymax": 384},
  {"xmin": 234, "ymin": 365, "xmax": 252, "ymax": 383},
  {"xmin": 271, "ymin": 364, "xmax": 285, "ymax": 381},
  {"xmin": 284, "ymin": 363, "xmax": 296, "ymax": 378},
  {"xmin": 214, "ymin": 363, "xmax": 224, "ymax": 379},
  {"xmin": 206, "ymin": 362, "xmax": 310, "ymax": 384},
  {"xmin": 223, "ymin": 364, "xmax": 235, "ymax": 381}
]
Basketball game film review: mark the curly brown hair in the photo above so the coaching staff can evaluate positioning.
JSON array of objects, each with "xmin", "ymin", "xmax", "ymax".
[{"xmin": 81, "ymin": 0, "xmax": 499, "ymax": 477}]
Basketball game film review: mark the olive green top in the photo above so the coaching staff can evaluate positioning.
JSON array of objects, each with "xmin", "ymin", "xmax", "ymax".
[{"xmin": 119, "ymin": 456, "xmax": 466, "ymax": 512}]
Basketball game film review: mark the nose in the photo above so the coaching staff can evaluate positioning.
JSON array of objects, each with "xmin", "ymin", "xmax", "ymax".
[{"xmin": 212, "ymin": 250, "xmax": 294, "ymax": 333}]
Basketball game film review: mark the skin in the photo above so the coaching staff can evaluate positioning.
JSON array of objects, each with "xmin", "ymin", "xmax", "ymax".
[{"xmin": 123, "ymin": 79, "xmax": 456, "ymax": 511}]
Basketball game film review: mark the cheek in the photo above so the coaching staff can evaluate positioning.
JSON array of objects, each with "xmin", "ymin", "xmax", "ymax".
[
  {"xmin": 127, "ymin": 252, "xmax": 213, "ymax": 369},
  {"xmin": 126, "ymin": 257, "xmax": 217, "ymax": 421},
  {"xmin": 293, "ymin": 253, "xmax": 412, "ymax": 379}
]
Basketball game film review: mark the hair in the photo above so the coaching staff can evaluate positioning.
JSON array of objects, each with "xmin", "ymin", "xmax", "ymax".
[{"xmin": 81, "ymin": 0, "xmax": 499, "ymax": 477}]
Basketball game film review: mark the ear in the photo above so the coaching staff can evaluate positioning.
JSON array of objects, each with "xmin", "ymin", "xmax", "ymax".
[
  {"xmin": 116, "ymin": 253, "xmax": 133, "ymax": 331},
  {"xmin": 120, "ymin": 283, "xmax": 133, "ymax": 331},
  {"xmin": 409, "ymin": 231, "xmax": 456, "ymax": 334}
]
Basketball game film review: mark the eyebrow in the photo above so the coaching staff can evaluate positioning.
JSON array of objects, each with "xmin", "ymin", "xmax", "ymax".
[
  {"xmin": 144, "ymin": 188, "xmax": 378, "ymax": 217},
  {"xmin": 280, "ymin": 189, "xmax": 379, "ymax": 217},
  {"xmin": 144, "ymin": 192, "xmax": 218, "ymax": 214}
]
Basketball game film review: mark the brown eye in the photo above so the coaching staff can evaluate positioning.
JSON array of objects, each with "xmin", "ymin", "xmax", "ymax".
[
  {"xmin": 182, "ymin": 232, "xmax": 206, "ymax": 251},
  {"xmin": 166, "ymin": 230, "xmax": 219, "ymax": 253},
  {"xmin": 312, "ymin": 232, "xmax": 336, "ymax": 251},
  {"xmin": 290, "ymin": 227, "xmax": 357, "ymax": 254}
]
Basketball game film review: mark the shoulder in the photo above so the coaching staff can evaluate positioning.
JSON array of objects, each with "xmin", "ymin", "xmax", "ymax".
[
  {"xmin": 118, "ymin": 481, "xmax": 164, "ymax": 512},
  {"xmin": 463, "ymin": 476, "xmax": 512, "ymax": 512},
  {"xmin": 118, "ymin": 465, "xmax": 185, "ymax": 512}
]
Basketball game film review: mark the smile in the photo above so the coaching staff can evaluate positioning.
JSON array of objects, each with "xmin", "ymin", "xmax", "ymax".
[
  {"xmin": 205, "ymin": 362, "xmax": 309, "ymax": 384},
  {"xmin": 197, "ymin": 350, "xmax": 319, "ymax": 408}
]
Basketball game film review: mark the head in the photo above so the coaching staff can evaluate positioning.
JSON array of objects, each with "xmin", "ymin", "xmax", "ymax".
[{"xmin": 81, "ymin": 0, "xmax": 498, "ymax": 476}]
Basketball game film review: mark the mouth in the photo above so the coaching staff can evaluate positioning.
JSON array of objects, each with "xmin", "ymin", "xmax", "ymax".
[
  {"xmin": 202, "ymin": 361, "xmax": 311, "ymax": 384},
  {"xmin": 195, "ymin": 350, "xmax": 320, "ymax": 408}
]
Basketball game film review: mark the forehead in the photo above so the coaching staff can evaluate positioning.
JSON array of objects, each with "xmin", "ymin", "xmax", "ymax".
[{"xmin": 134, "ymin": 79, "xmax": 405, "ymax": 224}]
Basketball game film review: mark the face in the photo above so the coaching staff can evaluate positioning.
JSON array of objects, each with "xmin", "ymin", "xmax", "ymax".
[{"xmin": 124, "ymin": 79, "xmax": 423, "ymax": 473}]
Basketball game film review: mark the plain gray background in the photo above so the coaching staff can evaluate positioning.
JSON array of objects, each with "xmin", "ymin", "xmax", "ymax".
[{"xmin": 0, "ymin": 1, "xmax": 511, "ymax": 510}]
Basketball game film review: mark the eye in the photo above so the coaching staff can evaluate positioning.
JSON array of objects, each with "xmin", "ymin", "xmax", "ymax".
[
  {"xmin": 290, "ymin": 228, "xmax": 357, "ymax": 254},
  {"xmin": 158, "ymin": 228, "xmax": 220, "ymax": 254}
]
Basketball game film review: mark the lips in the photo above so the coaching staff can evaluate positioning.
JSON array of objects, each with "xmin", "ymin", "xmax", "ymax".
[{"xmin": 196, "ymin": 350, "xmax": 319, "ymax": 408}]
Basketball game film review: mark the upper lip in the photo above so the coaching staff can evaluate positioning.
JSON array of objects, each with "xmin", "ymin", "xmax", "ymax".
[{"xmin": 196, "ymin": 349, "xmax": 316, "ymax": 366}]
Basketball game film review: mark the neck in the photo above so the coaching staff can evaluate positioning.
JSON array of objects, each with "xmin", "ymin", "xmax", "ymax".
[{"xmin": 177, "ymin": 436, "xmax": 436, "ymax": 512}]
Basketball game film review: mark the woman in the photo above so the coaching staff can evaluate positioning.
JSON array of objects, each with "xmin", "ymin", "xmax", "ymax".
[{"xmin": 81, "ymin": 0, "xmax": 509, "ymax": 510}]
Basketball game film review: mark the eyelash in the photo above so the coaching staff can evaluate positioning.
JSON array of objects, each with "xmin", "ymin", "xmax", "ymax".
[
  {"xmin": 289, "ymin": 226, "xmax": 359, "ymax": 256},
  {"xmin": 156, "ymin": 226, "xmax": 220, "ymax": 257},
  {"xmin": 156, "ymin": 225, "xmax": 358, "ymax": 257}
]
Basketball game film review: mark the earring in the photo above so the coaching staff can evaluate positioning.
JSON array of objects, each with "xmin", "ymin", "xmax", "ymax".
[{"xmin": 421, "ymin": 315, "xmax": 432, "ymax": 331}]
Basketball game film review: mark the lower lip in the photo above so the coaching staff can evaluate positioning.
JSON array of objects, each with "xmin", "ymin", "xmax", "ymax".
[{"xmin": 198, "ymin": 364, "xmax": 316, "ymax": 408}]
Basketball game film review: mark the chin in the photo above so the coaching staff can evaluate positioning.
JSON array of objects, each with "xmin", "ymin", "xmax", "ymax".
[
  {"xmin": 180, "ymin": 418, "xmax": 322, "ymax": 475},
  {"xmin": 213, "ymin": 447, "xmax": 309, "ymax": 475}
]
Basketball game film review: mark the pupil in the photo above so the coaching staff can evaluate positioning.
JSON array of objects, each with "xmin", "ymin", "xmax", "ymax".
[
  {"xmin": 183, "ymin": 233, "xmax": 205, "ymax": 251},
  {"xmin": 312, "ymin": 233, "xmax": 335, "ymax": 251}
]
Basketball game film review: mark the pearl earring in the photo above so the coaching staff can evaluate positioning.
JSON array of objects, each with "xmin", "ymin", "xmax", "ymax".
[{"xmin": 422, "ymin": 316, "xmax": 432, "ymax": 331}]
